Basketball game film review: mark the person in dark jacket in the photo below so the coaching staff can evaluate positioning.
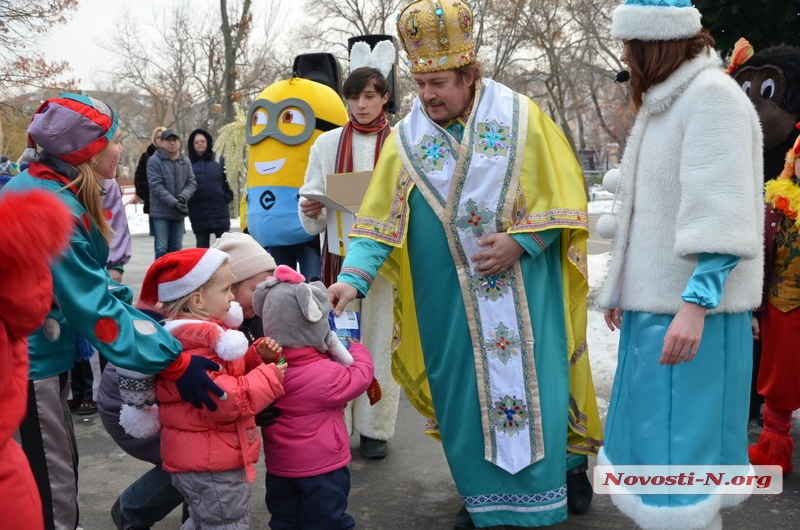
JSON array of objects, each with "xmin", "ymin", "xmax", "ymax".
[
  {"xmin": 134, "ymin": 126, "xmax": 165, "ymax": 235},
  {"xmin": 147, "ymin": 128, "xmax": 196, "ymax": 259},
  {"xmin": 187, "ymin": 129, "xmax": 233, "ymax": 247}
]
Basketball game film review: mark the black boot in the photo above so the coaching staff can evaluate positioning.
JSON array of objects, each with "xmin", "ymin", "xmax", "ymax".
[
  {"xmin": 360, "ymin": 435, "xmax": 388, "ymax": 459},
  {"xmin": 111, "ymin": 497, "xmax": 150, "ymax": 530},
  {"xmin": 453, "ymin": 505, "xmax": 475, "ymax": 530},
  {"xmin": 566, "ymin": 461, "xmax": 593, "ymax": 515}
]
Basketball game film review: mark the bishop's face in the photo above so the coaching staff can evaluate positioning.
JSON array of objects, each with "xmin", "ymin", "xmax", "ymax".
[{"xmin": 413, "ymin": 70, "xmax": 475, "ymax": 123}]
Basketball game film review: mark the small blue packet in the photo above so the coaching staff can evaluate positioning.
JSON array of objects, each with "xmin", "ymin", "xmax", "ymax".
[{"xmin": 329, "ymin": 310, "xmax": 361, "ymax": 349}]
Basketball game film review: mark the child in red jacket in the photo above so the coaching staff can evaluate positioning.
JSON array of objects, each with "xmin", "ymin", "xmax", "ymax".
[
  {"xmin": 253, "ymin": 266, "xmax": 374, "ymax": 530},
  {"xmin": 142, "ymin": 248, "xmax": 285, "ymax": 529}
]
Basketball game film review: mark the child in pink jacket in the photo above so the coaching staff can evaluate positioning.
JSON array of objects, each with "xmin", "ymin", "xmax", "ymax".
[
  {"xmin": 253, "ymin": 265, "xmax": 374, "ymax": 530},
  {"xmin": 142, "ymin": 248, "xmax": 285, "ymax": 529}
]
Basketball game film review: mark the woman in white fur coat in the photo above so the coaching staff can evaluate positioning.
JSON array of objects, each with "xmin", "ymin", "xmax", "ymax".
[
  {"xmin": 298, "ymin": 63, "xmax": 400, "ymax": 459},
  {"xmin": 597, "ymin": 2, "xmax": 763, "ymax": 529}
]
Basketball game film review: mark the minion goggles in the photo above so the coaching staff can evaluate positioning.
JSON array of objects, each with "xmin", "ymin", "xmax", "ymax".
[{"xmin": 246, "ymin": 98, "xmax": 339, "ymax": 146}]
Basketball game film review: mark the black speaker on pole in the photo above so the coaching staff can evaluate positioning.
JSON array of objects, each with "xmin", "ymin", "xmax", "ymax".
[
  {"xmin": 293, "ymin": 53, "xmax": 342, "ymax": 96},
  {"xmin": 347, "ymin": 35, "xmax": 399, "ymax": 115}
]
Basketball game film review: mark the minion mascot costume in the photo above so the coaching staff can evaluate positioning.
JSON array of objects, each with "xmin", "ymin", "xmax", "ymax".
[{"xmin": 230, "ymin": 76, "xmax": 348, "ymax": 277}]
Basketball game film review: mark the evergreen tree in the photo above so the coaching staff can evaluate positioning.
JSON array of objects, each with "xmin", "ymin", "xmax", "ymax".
[{"xmin": 695, "ymin": 0, "xmax": 799, "ymax": 51}]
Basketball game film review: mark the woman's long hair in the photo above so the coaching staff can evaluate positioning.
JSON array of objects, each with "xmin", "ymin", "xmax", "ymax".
[
  {"xmin": 626, "ymin": 29, "xmax": 716, "ymax": 112},
  {"xmin": 64, "ymin": 162, "xmax": 113, "ymax": 243}
]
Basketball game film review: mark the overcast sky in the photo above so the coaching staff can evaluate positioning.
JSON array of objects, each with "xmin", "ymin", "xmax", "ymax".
[{"xmin": 41, "ymin": 0, "xmax": 299, "ymax": 90}]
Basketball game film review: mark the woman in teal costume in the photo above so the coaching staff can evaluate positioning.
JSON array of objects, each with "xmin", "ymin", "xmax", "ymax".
[
  {"xmin": 599, "ymin": 1, "xmax": 765, "ymax": 528},
  {"xmin": 4, "ymin": 94, "xmax": 224, "ymax": 530}
]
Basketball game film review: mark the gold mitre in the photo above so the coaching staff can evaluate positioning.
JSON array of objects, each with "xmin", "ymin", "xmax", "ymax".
[{"xmin": 396, "ymin": 0, "xmax": 476, "ymax": 73}]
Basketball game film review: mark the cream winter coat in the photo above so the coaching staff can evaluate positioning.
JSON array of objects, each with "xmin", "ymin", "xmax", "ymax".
[
  {"xmin": 298, "ymin": 127, "xmax": 383, "ymax": 235},
  {"xmin": 598, "ymin": 49, "xmax": 764, "ymax": 315}
]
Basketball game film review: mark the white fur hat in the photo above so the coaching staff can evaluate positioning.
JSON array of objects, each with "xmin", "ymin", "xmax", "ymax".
[{"xmin": 611, "ymin": 0, "xmax": 702, "ymax": 41}]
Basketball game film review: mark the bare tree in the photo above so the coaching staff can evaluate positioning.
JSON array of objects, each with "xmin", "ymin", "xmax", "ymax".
[
  {"xmin": 0, "ymin": 0, "xmax": 80, "ymax": 94},
  {"xmin": 106, "ymin": 1, "xmax": 285, "ymax": 138},
  {"xmin": 299, "ymin": 0, "xmax": 407, "ymax": 57},
  {"xmin": 477, "ymin": 0, "xmax": 631, "ymax": 160},
  {"xmin": 108, "ymin": 4, "xmax": 204, "ymax": 136},
  {"xmin": 220, "ymin": 0, "xmax": 252, "ymax": 124},
  {"xmin": 296, "ymin": 0, "xmax": 633, "ymax": 164}
]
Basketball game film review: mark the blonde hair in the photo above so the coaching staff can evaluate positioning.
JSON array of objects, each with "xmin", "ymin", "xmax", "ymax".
[
  {"xmin": 60, "ymin": 162, "xmax": 113, "ymax": 242},
  {"xmin": 152, "ymin": 126, "xmax": 167, "ymax": 144},
  {"xmin": 159, "ymin": 258, "xmax": 230, "ymax": 321}
]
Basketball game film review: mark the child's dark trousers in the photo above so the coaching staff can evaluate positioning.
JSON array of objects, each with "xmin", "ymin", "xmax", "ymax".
[{"xmin": 265, "ymin": 467, "xmax": 355, "ymax": 530}]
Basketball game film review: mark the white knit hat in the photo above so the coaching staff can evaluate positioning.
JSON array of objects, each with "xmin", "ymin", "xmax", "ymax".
[{"xmin": 611, "ymin": 0, "xmax": 702, "ymax": 42}]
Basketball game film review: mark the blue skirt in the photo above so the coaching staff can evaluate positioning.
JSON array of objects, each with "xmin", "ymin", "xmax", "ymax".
[{"xmin": 603, "ymin": 310, "xmax": 752, "ymax": 527}]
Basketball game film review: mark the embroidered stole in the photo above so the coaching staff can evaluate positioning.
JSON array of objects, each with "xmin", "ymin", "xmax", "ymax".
[{"xmin": 395, "ymin": 79, "xmax": 542, "ymax": 474}]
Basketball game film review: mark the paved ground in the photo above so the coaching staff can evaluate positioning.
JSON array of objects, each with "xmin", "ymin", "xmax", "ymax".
[{"xmin": 73, "ymin": 221, "xmax": 800, "ymax": 529}]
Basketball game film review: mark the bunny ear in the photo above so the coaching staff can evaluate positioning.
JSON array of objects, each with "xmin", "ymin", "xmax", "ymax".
[
  {"xmin": 349, "ymin": 41, "xmax": 373, "ymax": 73},
  {"xmin": 372, "ymin": 40, "xmax": 396, "ymax": 79}
]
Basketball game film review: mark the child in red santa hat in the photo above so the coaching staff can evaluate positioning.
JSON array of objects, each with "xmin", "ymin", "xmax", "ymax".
[
  {"xmin": 104, "ymin": 233, "xmax": 281, "ymax": 529},
  {"xmin": 133, "ymin": 247, "xmax": 285, "ymax": 529}
]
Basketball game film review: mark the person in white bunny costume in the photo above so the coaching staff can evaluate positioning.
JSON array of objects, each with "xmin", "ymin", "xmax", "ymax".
[{"xmin": 298, "ymin": 39, "xmax": 400, "ymax": 459}]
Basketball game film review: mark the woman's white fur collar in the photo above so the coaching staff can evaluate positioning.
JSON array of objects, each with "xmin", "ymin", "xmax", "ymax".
[{"xmin": 642, "ymin": 49, "xmax": 721, "ymax": 115}]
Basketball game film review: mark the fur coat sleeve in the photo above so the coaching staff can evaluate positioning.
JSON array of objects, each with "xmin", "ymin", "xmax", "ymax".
[{"xmin": 674, "ymin": 70, "xmax": 764, "ymax": 259}]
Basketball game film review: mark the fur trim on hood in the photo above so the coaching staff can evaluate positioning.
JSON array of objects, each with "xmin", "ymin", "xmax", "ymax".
[{"xmin": 188, "ymin": 128, "xmax": 215, "ymax": 162}]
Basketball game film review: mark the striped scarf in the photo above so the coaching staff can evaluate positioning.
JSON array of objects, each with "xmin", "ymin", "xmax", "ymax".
[
  {"xmin": 322, "ymin": 111, "xmax": 391, "ymax": 287},
  {"xmin": 334, "ymin": 110, "xmax": 391, "ymax": 173}
]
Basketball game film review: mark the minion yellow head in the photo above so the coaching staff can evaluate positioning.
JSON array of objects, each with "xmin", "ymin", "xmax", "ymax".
[{"xmin": 244, "ymin": 78, "xmax": 348, "ymax": 247}]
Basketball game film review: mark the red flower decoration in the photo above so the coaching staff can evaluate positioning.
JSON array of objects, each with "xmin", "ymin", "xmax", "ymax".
[{"xmin": 776, "ymin": 197, "xmax": 798, "ymax": 219}]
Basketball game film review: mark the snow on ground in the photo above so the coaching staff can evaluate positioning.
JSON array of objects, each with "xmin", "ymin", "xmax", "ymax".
[
  {"xmin": 123, "ymin": 190, "xmax": 620, "ymax": 419},
  {"xmin": 123, "ymin": 193, "xmax": 239, "ymax": 235},
  {"xmin": 124, "ymin": 202, "xmax": 151, "ymax": 235},
  {"xmin": 587, "ymin": 197, "xmax": 615, "ymax": 215},
  {"xmin": 586, "ymin": 253, "xmax": 618, "ymax": 419}
]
